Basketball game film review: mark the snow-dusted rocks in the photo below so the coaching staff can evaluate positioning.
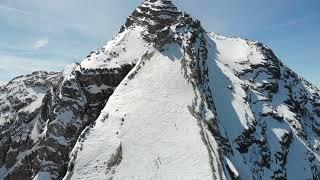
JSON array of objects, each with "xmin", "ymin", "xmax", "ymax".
[
  {"xmin": 207, "ymin": 33, "xmax": 320, "ymax": 179},
  {"xmin": 0, "ymin": 63, "xmax": 134, "ymax": 179},
  {"xmin": 1, "ymin": 0, "xmax": 320, "ymax": 179},
  {"xmin": 123, "ymin": 0, "xmax": 181, "ymax": 34}
]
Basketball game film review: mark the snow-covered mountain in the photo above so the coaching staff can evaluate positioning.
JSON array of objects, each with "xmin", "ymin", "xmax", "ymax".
[{"xmin": 1, "ymin": 0, "xmax": 320, "ymax": 179}]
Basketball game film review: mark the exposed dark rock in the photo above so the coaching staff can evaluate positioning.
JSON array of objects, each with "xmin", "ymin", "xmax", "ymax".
[{"xmin": 0, "ymin": 64, "xmax": 134, "ymax": 179}]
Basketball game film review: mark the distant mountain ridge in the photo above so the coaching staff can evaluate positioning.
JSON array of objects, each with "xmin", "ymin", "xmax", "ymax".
[{"xmin": 1, "ymin": 0, "xmax": 320, "ymax": 179}]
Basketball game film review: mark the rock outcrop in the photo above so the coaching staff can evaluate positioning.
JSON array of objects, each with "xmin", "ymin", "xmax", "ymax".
[{"xmin": 0, "ymin": 63, "xmax": 133, "ymax": 179}]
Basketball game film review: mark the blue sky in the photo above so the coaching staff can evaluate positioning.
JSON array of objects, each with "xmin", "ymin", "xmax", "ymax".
[{"xmin": 0, "ymin": 0, "xmax": 319, "ymax": 87}]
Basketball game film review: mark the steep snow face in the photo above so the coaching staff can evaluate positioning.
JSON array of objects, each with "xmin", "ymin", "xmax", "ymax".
[
  {"xmin": 1, "ymin": 0, "xmax": 320, "ymax": 180},
  {"xmin": 65, "ymin": 47, "xmax": 215, "ymax": 180},
  {"xmin": 63, "ymin": 3, "xmax": 230, "ymax": 179},
  {"xmin": 207, "ymin": 33, "xmax": 320, "ymax": 179}
]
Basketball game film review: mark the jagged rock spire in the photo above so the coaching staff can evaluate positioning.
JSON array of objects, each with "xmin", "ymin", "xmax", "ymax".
[{"xmin": 122, "ymin": 0, "xmax": 182, "ymax": 32}]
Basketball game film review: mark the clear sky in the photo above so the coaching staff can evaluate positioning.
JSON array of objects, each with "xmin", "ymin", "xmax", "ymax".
[{"xmin": 0, "ymin": 0, "xmax": 319, "ymax": 87}]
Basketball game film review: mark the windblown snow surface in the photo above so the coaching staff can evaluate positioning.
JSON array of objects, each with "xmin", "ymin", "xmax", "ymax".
[
  {"xmin": 1, "ymin": 0, "xmax": 320, "ymax": 180},
  {"xmin": 65, "ymin": 45, "xmax": 215, "ymax": 180}
]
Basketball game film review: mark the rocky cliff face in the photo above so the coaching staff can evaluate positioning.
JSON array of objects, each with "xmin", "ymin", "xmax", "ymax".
[
  {"xmin": 0, "ymin": 63, "xmax": 134, "ymax": 179},
  {"xmin": 1, "ymin": 0, "xmax": 320, "ymax": 179}
]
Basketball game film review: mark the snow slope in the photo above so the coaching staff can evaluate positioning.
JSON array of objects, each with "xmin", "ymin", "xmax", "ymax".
[
  {"xmin": 207, "ymin": 33, "xmax": 320, "ymax": 179},
  {"xmin": 66, "ymin": 46, "xmax": 215, "ymax": 180},
  {"xmin": 80, "ymin": 27, "xmax": 149, "ymax": 70},
  {"xmin": 1, "ymin": 0, "xmax": 320, "ymax": 179}
]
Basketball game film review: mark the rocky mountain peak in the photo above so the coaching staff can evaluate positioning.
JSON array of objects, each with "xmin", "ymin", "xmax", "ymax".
[
  {"xmin": 1, "ymin": 1, "xmax": 320, "ymax": 180},
  {"xmin": 121, "ymin": 0, "xmax": 181, "ymax": 33}
]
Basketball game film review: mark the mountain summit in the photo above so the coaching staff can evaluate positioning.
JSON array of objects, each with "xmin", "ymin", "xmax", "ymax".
[
  {"xmin": 1, "ymin": 1, "xmax": 320, "ymax": 180},
  {"xmin": 123, "ymin": 0, "xmax": 181, "ymax": 30}
]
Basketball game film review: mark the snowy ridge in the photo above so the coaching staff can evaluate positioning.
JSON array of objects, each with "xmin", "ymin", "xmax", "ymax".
[
  {"xmin": 207, "ymin": 33, "xmax": 320, "ymax": 179},
  {"xmin": 65, "ymin": 46, "xmax": 216, "ymax": 180},
  {"xmin": 65, "ymin": 1, "xmax": 320, "ymax": 178},
  {"xmin": 1, "ymin": 0, "xmax": 320, "ymax": 179},
  {"xmin": 81, "ymin": 27, "xmax": 149, "ymax": 70}
]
